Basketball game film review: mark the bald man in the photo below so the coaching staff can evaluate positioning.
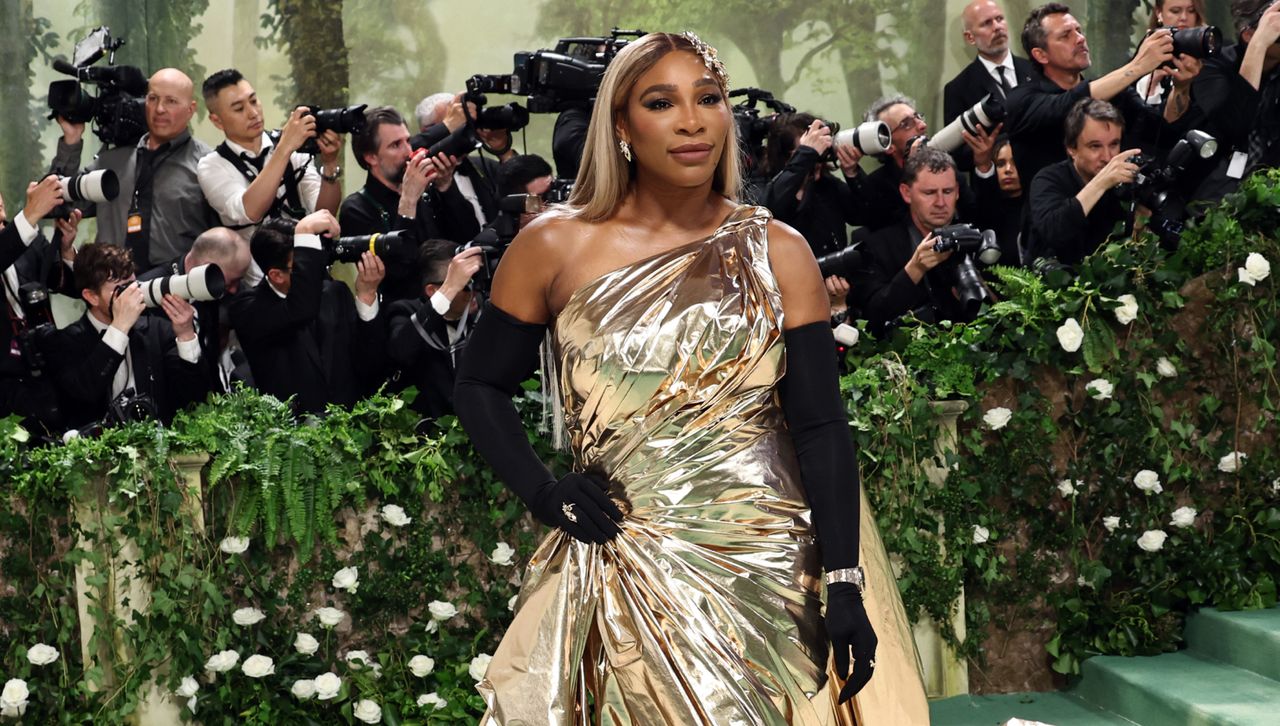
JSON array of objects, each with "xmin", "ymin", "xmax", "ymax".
[
  {"xmin": 944, "ymin": 1, "xmax": 1035, "ymax": 124},
  {"xmin": 52, "ymin": 67, "xmax": 214, "ymax": 274}
]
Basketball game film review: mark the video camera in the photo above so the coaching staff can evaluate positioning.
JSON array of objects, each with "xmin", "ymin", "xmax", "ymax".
[
  {"xmin": 730, "ymin": 88, "xmax": 796, "ymax": 159},
  {"xmin": 324, "ymin": 229, "xmax": 418, "ymax": 266},
  {"xmin": 1121, "ymin": 130, "xmax": 1219, "ymax": 245},
  {"xmin": 299, "ymin": 104, "xmax": 367, "ymax": 155},
  {"xmin": 47, "ymin": 27, "xmax": 147, "ymax": 147},
  {"xmin": 931, "ymin": 223, "xmax": 1001, "ymax": 316}
]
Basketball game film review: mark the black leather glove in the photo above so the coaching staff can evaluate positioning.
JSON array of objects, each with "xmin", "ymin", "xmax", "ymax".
[
  {"xmin": 528, "ymin": 472, "xmax": 624, "ymax": 544},
  {"xmin": 826, "ymin": 582, "xmax": 877, "ymax": 702}
]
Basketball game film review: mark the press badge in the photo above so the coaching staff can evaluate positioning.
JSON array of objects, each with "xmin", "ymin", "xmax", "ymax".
[
  {"xmin": 127, "ymin": 213, "xmax": 143, "ymax": 234},
  {"xmin": 1227, "ymin": 151, "xmax": 1248, "ymax": 180}
]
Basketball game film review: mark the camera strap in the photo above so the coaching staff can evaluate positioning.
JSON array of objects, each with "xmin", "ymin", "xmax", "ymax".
[{"xmin": 356, "ymin": 188, "xmax": 393, "ymax": 233}]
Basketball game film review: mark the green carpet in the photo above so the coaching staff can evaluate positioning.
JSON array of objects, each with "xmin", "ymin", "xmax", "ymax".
[{"xmin": 930, "ymin": 692, "xmax": 1138, "ymax": 726}]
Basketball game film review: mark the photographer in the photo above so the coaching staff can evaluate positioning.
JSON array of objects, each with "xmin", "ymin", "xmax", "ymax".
[
  {"xmin": 1189, "ymin": 0, "xmax": 1280, "ymax": 200},
  {"xmin": 197, "ymin": 69, "xmax": 344, "ymax": 249},
  {"xmin": 760, "ymin": 114, "xmax": 866, "ymax": 258},
  {"xmin": 43, "ymin": 243, "xmax": 208, "ymax": 429},
  {"xmin": 228, "ymin": 211, "xmax": 387, "ymax": 415},
  {"xmin": 138, "ymin": 227, "xmax": 252, "ymax": 392},
  {"xmin": 387, "ymin": 240, "xmax": 484, "ymax": 419},
  {"xmin": 0, "ymin": 179, "xmax": 82, "ymax": 432},
  {"xmin": 1007, "ymin": 3, "xmax": 1198, "ymax": 187},
  {"xmin": 975, "ymin": 135, "xmax": 1029, "ymax": 266},
  {"xmin": 340, "ymin": 106, "xmax": 480, "ymax": 302},
  {"xmin": 497, "ymin": 154, "xmax": 557, "ymax": 230},
  {"xmin": 849, "ymin": 148, "xmax": 978, "ymax": 334},
  {"xmin": 414, "ymin": 92, "xmax": 500, "ymax": 228},
  {"xmin": 1027, "ymin": 99, "xmax": 1136, "ymax": 267},
  {"xmin": 848, "ymin": 95, "xmax": 998, "ymax": 233},
  {"xmin": 52, "ymin": 68, "xmax": 213, "ymax": 273},
  {"xmin": 1137, "ymin": 1, "xmax": 1209, "ymax": 106}
]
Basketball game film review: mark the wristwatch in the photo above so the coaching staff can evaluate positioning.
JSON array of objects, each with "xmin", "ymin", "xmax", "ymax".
[
  {"xmin": 317, "ymin": 160, "xmax": 343, "ymax": 183},
  {"xmin": 825, "ymin": 566, "xmax": 866, "ymax": 594}
]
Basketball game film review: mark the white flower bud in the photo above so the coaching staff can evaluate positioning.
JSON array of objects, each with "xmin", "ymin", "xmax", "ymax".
[{"xmin": 972, "ymin": 525, "xmax": 990, "ymax": 544}]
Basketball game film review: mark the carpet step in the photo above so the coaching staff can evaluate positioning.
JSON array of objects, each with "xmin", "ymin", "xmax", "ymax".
[
  {"xmin": 930, "ymin": 692, "xmax": 1139, "ymax": 726},
  {"xmin": 1184, "ymin": 606, "xmax": 1280, "ymax": 682}
]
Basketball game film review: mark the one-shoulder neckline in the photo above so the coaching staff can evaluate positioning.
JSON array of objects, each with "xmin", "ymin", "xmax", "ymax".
[{"xmin": 555, "ymin": 205, "xmax": 768, "ymax": 319}]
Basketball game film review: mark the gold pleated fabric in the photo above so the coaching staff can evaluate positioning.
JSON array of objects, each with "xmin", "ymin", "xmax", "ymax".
[{"xmin": 478, "ymin": 206, "xmax": 929, "ymax": 725}]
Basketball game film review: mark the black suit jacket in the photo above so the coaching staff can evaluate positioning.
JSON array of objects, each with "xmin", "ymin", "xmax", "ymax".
[
  {"xmin": 228, "ymin": 246, "xmax": 387, "ymax": 414},
  {"xmin": 43, "ymin": 312, "xmax": 209, "ymax": 428},
  {"xmin": 386, "ymin": 297, "xmax": 480, "ymax": 419},
  {"xmin": 848, "ymin": 222, "xmax": 970, "ymax": 334},
  {"xmin": 944, "ymin": 55, "xmax": 1036, "ymax": 124}
]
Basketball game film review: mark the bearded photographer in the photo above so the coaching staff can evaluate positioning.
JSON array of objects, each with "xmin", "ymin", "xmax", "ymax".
[
  {"xmin": 228, "ymin": 211, "xmax": 387, "ymax": 415},
  {"xmin": 42, "ymin": 243, "xmax": 208, "ymax": 429},
  {"xmin": 0, "ymin": 179, "xmax": 83, "ymax": 432},
  {"xmin": 340, "ymin": 106, "xmax": 480, "ymax": 302},
  {"xmin": 1188, "ymin": 0, "xmax": 1280, "ymax": 201},
  {"xmin": 386, "ymin": 241, "xmax": 484, "ymax": 419},
  {"xmin": 1006, "ymin": 3, "xmax": 1198, "ymax": 188},
  {"xmin": 51, "ymin": 68, "xmax": 213, "ymax": 274},
  {"xmin": 1027, "ymin": 99, "xmax": 1137, "ymax": 267},
  {"xmin": 848, "ymin": 148, "xmax": 980, "ymax": 335},
  {"xmin": 197, "ymin": 69, "xmax": 344, "ymax": 255}
]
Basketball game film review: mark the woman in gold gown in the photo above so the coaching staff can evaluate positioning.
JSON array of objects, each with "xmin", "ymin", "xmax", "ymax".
[{"xmin": 455, "ymin": 32, "xmax": 928, "ymax": 725}]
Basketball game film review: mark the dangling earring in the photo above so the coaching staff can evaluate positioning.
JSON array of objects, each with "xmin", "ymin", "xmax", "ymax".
[{"xmin": 618, "ymin": 139, "xmax": 632, "ymax": 162}]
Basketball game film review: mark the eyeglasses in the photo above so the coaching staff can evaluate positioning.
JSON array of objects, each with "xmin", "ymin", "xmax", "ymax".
[{"xmin": 894, "ymin": 112, "xmax": 925, "ymax": 133}]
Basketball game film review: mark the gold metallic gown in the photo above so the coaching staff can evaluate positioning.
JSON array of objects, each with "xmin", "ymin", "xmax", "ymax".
[{"xmin": 478, "ymin": 206, "xmax": 929, "ymax": 725}]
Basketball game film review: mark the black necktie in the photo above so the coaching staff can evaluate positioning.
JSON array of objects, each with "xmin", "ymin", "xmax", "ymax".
[
  {"xmin": 240, "ymin": 151, "xmax": 266, "ymax": 175},
  {"xmin": 996, "ymin": 66, "xmax": 1012, "ymax": 97}
]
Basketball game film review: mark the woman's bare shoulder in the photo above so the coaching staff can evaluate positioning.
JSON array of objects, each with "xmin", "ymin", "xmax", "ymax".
[{"xmin": 490, "ymin": 210, "xmax": 595, "ymax": 323}]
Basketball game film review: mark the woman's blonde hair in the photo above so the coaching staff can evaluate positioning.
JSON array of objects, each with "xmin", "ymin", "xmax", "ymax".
[
  {"xmin": 561, "ymin": 32, "xmax": 740, "ymax": 222},
  {"xmin": 1147, "ymin": 0, "xmax": 1208, "ymax": 29}
]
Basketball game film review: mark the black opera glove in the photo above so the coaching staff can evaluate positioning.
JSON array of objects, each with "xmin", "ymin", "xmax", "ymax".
[
  {"xmin": 529, "ymin": 472, "xmax": 624, "ymax": 545},
  {"xmin": 826, "ymin": 582, "xmax": 878, "ymax": 702}
]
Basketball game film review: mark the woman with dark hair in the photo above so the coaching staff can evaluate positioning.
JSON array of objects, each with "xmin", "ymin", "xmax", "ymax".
[
  {"xmin": 976, "ymin": 135, "xmax": 1029, "ymax": 267},
  {"xmin": 454, "ymin": 31, "xmax": 926, "ymax": 726}
]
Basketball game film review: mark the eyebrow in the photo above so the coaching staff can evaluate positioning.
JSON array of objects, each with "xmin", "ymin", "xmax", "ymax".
[{"xmin": 637, "ymin": 78, "xmax": 720, "ymax": 97}]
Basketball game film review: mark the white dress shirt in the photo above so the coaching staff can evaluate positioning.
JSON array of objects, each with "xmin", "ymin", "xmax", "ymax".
[
  {"xmin": 86, "ymin": 310, "xmax": 201, "ymax": 399},
  {"xmin": 2, "ymin": 212, "xmax": 39, "ymax": 320},
  {"xmin": 979, "ymin": 54, "xmax": 1019, "ymax": 93},
  {"xmin": 196, "ymin": 132, "xmax": 322, "ymax": 241}
]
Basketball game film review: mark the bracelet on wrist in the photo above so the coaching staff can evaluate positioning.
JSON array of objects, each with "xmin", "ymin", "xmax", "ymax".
[{"xmin": 825, "ymin": 566, "xmax": 866, "ymax": 594}]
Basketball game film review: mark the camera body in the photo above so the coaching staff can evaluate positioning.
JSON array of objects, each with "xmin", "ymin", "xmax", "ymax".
[
  {"xmin": 47, "ymin": 27, "xmax": 147, "ymax": 147},
  {"xmin": 298, "ymin": 104, "xmax": 367, "ymax": 155},
  {"xmin": 1119, "ymin": 130, "xmax": 1218, "ymax": 245},
  {"xmin": 931, "ymin": 224, "xmax": 1001, "ymax": 316}
]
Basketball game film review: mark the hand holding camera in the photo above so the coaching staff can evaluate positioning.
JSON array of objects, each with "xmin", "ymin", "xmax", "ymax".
[
  {"xmin": 354, "ymin": 251, "xmax": 385, "ymax": 306},
  {"xmin": 23, "ymin": 176, "xmax": 66, "ymax": 223},
  {"xmin": 56, "ymin": 115, "xmax": 85, "ymax": 146},
  {"xmin": 1097, "ymin": 149, "xmax": 1142, "ymax": 190},
  {"xmin": 1257, "ymin": 1, "xmax": 1280, "ymax": 46},
  {"xmin": 427, "ymin": 153, "xmax": 460, "ymax": 193},
  {"xmin": 109, "ymin": 282, "xmax": 146, "ymax": 334},
  {"xmin": 797, "ymin": 119, "xmax": 834, "ymax": 157},
  {"xmin": 277, "ymin": 106, "xmax": 318, "ymax": 156},
  {"xmin": 833, "ymin": 143, "xmax": 863, "ymax": 177},
  {"xmin": 159, "ymin": 294, "xmax": 196, "ymax": 341},
  {"xmin": 961, "ymin": 121, "xmax": 1003, "ymax": 173},
  {"xmin": 56, "ymin": 209, "xmax": 83, "ymax": 261},
  {"xmin": 1133, "ymin": 28, "xmax": 1176, "ymax": 75},
  {"xmin": 295, "ymin": 209, "xmax": 340, "ymax": 238},
  {"xmin": 442, "ymin": 246, "xmax": 485, "ymax": 300},
  {"xmin": 314, "ymin": 129, "xmax": 344, "ymax": 168},
  {"xmin": 399, "ymin": 149, "xmax": 436, "ymax": 216},
  {"xmin": 905, "ymin": 233, "xmax": 953, "ymax": 283}
]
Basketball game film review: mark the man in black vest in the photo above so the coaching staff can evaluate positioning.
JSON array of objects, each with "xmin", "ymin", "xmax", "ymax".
[
  {"xmin": 340, "ymin": 106, "xmax": 480, "ymax": 302},
  {"xmin": 944, "ymin": 1, "xmax": 1036, "ymax": 125},
  {"xmin": 197, "ymin": 68, "xmax": 345, "ymax": 287},
  {"xmin": 228, "ymin": 211, "xmax": 387, "ymax": 415}
]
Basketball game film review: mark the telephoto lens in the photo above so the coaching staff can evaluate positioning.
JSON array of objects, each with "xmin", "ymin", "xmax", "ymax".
[
  {"xmin": 311, "ymin": 104, "xmax": 368, "ymax": 135},
  {"xmin": 327, "ymin": 229, "xmax": 417, "ymax": 265},
  {"xmin": 1166, "ymin": 25, "xmax": 1222, "ymax": 59},
  {"xmin": 834, "ymin": 120, "xmax": 891, "ymax": 155},
  {"xmin": 928, "ymin": 96, "xmax": 1005, "ymax": 154},
  {"xmin": 136, "ymin": 264, "xmax": 227, "ymax": 308},
  {"xmin": 58, "ymin": 169, "xmax": 119, "ymax": 203}
]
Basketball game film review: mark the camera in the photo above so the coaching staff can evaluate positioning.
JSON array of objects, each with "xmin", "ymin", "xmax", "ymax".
[
  {"xmin": 926, "ymin": 96, "xmax": 1005, "ymax": 154},
  {"xmin": 453, "ymin": 192, "xmax": 541, "ymax": 294},
  {"xmin": 325, "ymin": 229, "xmax": 418, "ymax": 265},
  {"xmin": 105, "ymin": 388, "xmax": 159, "ymax": 426},
  {"xmin": 15, "ymin": 283, "xmax": 57, "ymax": 380},
  {"xmin": 832, "ymin": 120, "xmax": 891, "ymax": 156},
  {"xmin": 117, "ymin": 264, "xmax": 227, "ymax": 309},
  {"xmin": 47, "ymin": 27, "xmax": 147, "ymax": 147},
  {"xmin": 1150, "ymin": 25, "xmax": 1222, "ymax": 60},
  {"xmin": 815, "ymin": 243, "xmax": 865, "ymax": 279},
  {"xmin": 931, "ymin": 224, "xmax": 1001, "ymax": 316},
  {"xmin": 298, "ymin": 104, "xmax": 367, "ymax": 154},
  {"xmin": 542, "ymin": 178, "xmax": 574, "ymax": 204},
  {"xmin": 1120, "ymin": 130, "xmax": 1219, "ymax": 245},
  {"xmin": 730, "ymin": 88, "xmax": 796, "ymax": 157},
  {"xmin": 47, "ymin": 169, "xmax": 120, "ymax": 219}
]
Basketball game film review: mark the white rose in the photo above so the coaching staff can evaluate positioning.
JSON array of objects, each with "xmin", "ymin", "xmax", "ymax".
[
  {"xmin": 315, "ymin": 606, "xmax": 346, "ymax": 628},
  {"xmin": 1156, "ymin": 357, "xmax": 1177, "ymax": 378},
  {"xmin": 26, "ymin": 643, "xmax": 59, "ymax": 666},
  {"xmin": 345, "ymin": 650, "xmax": 371, "ymax": 669},
  {"xmin": 174, "ymin": 675, "xmax": 199, "ymax": 699},
  {"xmin": 425, "ymin": 619, "xmax": 438, "ymax": 634},
  {"xmin": 380, "ymin": 504, "xmax": 412, "ymax": 527},
  {"xmin": 354, "ymin": 699, "xmax": 383, "ymax": 724},
  {"xmin": 982, "ymin": 407, "xmax": 1012, "ymax": 430},
  {"xmin": 219, "ymin": 536, "xmax": 250, "ymax": 554},
  {"xmin": 291, "ymin": 679, "xmax": 317, "ymax": 700},
  {"xmin": 332, "ymin": 566, "xmax": 360, "ymax": 594},
  {"xmin": 508, "ymin": 594, "xmax": 519, "ymax": 612},
  {"xmin": 204, "ymin": 649, "xmax": 239, "ymax": 673},
  {"xmin": 0, "ymin": 678, "xmax": 29, "ymax": 718},
  {"xmin": 1137, "ymin": 529, "xmax": 1168, "ymax": 552},
  {"xmin": 1217, "ymin": 451, "xmax": 1247, "ymax": 473},
  {"xmin": 490, "ymin": 542, "xmax": 516, "ymax": 566},
  {"xmin": 186, "ymin": 695, "xmax": 197, "ymax": 714},
  {"xmin": 1238, "ymin": 252, "xmax": 1271, "ymax": 286},
  {"xmin": 1086, "ymin": 378, "xmax": 1114, "ymax": 401},
  {"xmin": 1273, "ymin": 478, "xmax": 1280, "ymax": 496},
  {"xmin": 428, "ymin": 600, "xmax": 458, "ymax": 621},
  {"xmin": 469, "ymin": 653, "xmax": 494, "ymax": 682},
  {"xmin": 1170, "ymin": 506, "xmax": 1197, "ymax": 528},
  {"xmin": 1077, "ymin": 575, "xmax": 1094, "ymax": 588},
  {"xmin": 232, "ymin": 607, "xmax": 266, "ymax": 626},
  {"xmin": 418, "ymin": 692, "xmax": 447, "ymax": 709},
  {"xmin": 1113, "ymin": 294, "xmax": 1139, "ymax": 325},
  {"xmin": 972, "ymin": 525, "xmax": 990, "ymax": 544},
  {"xmin": 1057, "ymin": 480, "xmax": 1080, "ymax": 497},
  {"xmin": 1133, "ymin": 469, "xmax": 1163, "ymax": 494},
  {"xmin": 1103, "ymin": 516, "xmax": 1121, "ymax": 533},
  {"xmin": 241, "ymin": 654, "xmax": 275, "ymax": 678},
  {"xmin": 1056, "ymin": 318, "xmax": 1084, "ymax": 352},
  {"xmin": 408, "ymin": 654, "xmax": 435, "ymax": 677},
  {"xmin": 314, "ymin": 672, "xmax": 342, "ymax": 700},
  {"xmin": 294, "ymin": 632, "xmax": 319, "ymax": 656}
]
